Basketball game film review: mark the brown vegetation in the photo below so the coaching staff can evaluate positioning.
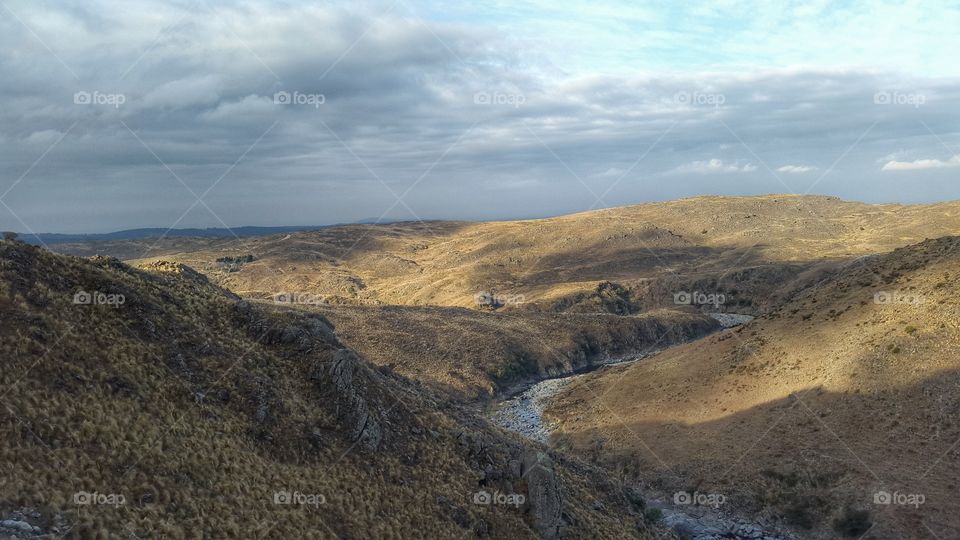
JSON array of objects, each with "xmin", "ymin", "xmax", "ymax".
[
  {"xmin": 547, "ymin": 237, "xmax": 960, "ymax": 538},
  {"xmin": 309, "ymin": 304, "xmax": 718, "ymax": 400},
  {"xmin": 24, "ymin": 195, "xmax": 960, "ymax": 538},
  {"xmin": 0, "ymin": 239, "xmax": 668, "ymax": 539},
  {"xmin": 53, "ymin": 195, "xmax": 960, "ymax": 315}
]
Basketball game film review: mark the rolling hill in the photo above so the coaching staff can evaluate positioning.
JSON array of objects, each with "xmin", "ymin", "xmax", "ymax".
[
  {"xmin": 27, "ymin": 194, "xmax": 960, "ymax": 538},
  {"xmin": 0, "ymin": 238, "xmax": 671, "ymax": 539},
  {"xmin": 52, "ymin": 195, "xmax": 960, "ymax": 318},
  {"xmin": 546, "ymin": 236, "xmax": 960, "ymax": 538},
  {"xmin": 308, "ymin": 304, "xmax": 719, "ymax": 400}
]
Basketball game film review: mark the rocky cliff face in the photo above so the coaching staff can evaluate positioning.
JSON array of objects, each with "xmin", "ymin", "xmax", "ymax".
[
  {"xmin": 523, "ymin": 451, "xmax": 564, "ymax": 539},
  {"xmin": 327, "ymin": 349, "xmax": 383, "ymax": 451}
]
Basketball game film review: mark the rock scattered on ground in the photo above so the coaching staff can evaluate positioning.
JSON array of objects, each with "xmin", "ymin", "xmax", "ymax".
[
  {"xmin": 708, "ymin": 312, "xmax": 755, "ymax": 328},
  {"xmin": 490, "ymin": 378, "xmax": 571, "ymax": 443}
]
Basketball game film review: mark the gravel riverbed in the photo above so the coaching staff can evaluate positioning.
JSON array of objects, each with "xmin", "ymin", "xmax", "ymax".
[{"xmin": 488, "ymin": 313, "xmax": 797, "ymax": 539}]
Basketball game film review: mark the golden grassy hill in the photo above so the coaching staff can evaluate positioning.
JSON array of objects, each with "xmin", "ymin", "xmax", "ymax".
[
  {"xmin": 304, "ymin": 304, "xmax": 719, "ymax": 400},
  {"xmin": 52, "ymin": 195, "xmax": 960, "ymax": 315},
  {"xmin": 546, "ymin": 236, "xmax": 960, "ymax": 539},
  {"xmin": 0, "ymin": 239, "xmax": 673, "ymax": 539}
]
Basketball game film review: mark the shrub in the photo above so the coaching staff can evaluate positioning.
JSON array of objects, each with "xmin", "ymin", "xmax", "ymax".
[
  {"xmin": 833, "ymin": 507, "xmax": 871, "ymax": 537},
  {"xmin": 625, "ymin": 489, "xmax": 645, "ymax": 510},
  {"xmin": 784, "ymin": 501, "xmax": 815, "ymax": 529}
]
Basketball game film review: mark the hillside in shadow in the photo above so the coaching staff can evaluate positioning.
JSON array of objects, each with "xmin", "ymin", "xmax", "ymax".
[
  {"xmin": 0, "ymin": 238, "xmax": 672, "ymax": 539},
  {"xmin": 547, "ymin": 235, "xmax": 960, "ymax": 539},
  {"xmin": 551, "ymin": 371, "xmax": 960, "ymax": 539}
]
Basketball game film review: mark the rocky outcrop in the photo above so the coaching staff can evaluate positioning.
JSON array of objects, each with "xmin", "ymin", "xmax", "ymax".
[
  {"xmin": 327, "ymin": 349, "xmax": 383, "ymax": 451},
  {"xmin": 273, "ymin": 315, "xmax": 338, "ymax": 353},
  {"xmin": 234, "ymin": 300, "xmax": 338, "ymax": 352},
  {"xmin": 523, "ymin": 451, "xmax": 563, "ymax": 539},
  {"xmin": 233, "ymin": 301, "xmax": 382, "ymax": 450},
  {"xmin": 657, "ymin": 506, "xmax": 794, "ymax": 540}
]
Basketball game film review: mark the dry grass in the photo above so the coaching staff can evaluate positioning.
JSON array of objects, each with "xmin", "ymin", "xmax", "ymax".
[
  {"xmin": 33, "ymin": 194, "xmax": 960, "ymax": 537},
  {"xmin": 547, "ymin": 237, "xmax": 960, "ymax": 538},
  {"xmin": 305, "ymin": 304, "xmax": 718, "ymax": 400},
  {"xmin": 0, "ymin": 240, "xmax": 667, "ymax": 539},
  {"xmin": 53, "ymin": 195, "xmax": 960, "ymax": 314}
]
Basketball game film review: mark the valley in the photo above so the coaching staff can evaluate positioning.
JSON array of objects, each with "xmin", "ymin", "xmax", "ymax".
[
  {"xmin": 6, "ymin": 1, "xmax": 960, "ymax": 536},
  {"xmin": 8, "ymin": 194, "xmax": 960, "ymax": 539}
]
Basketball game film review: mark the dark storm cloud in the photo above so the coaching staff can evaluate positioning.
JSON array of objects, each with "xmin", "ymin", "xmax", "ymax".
[{"xmin": 1, "ymin": 0, "xmax": 959, "ymax": 233}]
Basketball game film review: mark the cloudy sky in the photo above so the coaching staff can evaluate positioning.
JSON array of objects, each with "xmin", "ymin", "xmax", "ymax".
[{"xmin": 1, "ymin": 0, "xmax": 959, "ymax": 233}]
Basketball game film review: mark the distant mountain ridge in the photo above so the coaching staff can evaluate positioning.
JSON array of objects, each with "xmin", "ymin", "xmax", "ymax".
[
  {"xmin": 16, "ymin": 225, "xmax": 334, "ymax": 245},
  {"xmin": 16, "ymin": 216, "xmax": 440, "ymax": 245}
]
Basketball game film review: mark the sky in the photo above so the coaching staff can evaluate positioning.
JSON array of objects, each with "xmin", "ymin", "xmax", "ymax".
[{"xmin": 1, "ymin": 0, "xmax": 959, "ymax": 233}]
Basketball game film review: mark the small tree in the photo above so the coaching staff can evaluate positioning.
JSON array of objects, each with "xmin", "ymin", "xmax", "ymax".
[{"xmin": 2, "ymin": 231, "xmax": 17, "ymax": 242}]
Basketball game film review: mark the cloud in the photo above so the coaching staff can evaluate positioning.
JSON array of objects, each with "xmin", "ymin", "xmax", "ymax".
[
  {"xmin": 777, "ymin": 165, "xmax": 818, "ymax": 174},
  {"xmin": 881, "ymin": 156, "xmax": 960, "ymax": 171},
  {"xmin": 674, "ymin": 159, "xmax": 758, "ymax": 174},
  {"xmin": 444, "ymin": 1, "xmax": 960, "ymax": 78},
  {"xmin": 594, "ymin": 167, "xmax": 625, "ymax": 178},
  {"xmin": 0, "ymin": 1, "xmax": 959, "ymax": 232}
]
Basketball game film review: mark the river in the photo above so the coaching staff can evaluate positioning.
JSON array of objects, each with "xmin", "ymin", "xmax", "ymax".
[
  {"xmin": 489, "ymin": 313, "xmax": 754, "ymax": 443},
  {"xmin": 488, "ymin": 313, "xmax": 799, "ymax": 540}
]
